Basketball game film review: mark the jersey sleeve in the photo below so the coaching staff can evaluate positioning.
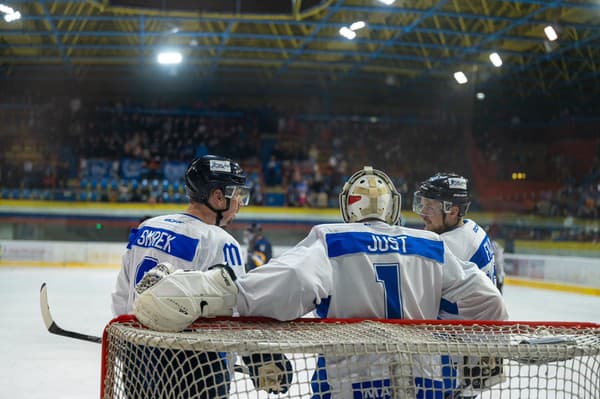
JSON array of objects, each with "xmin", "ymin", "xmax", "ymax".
[
  {"xmin": 236, "ymin": 227, "xmax": 333, "ymax": 320},
  {"xmin": 439, "ymin": 243, "xmax": 508, "ymax": 321},
  {"xmin": 111, "ymin": 250, "xmax": 133, "ymax": 316}
]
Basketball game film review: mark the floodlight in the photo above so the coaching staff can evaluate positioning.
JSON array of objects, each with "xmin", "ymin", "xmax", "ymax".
[
  {"xmin": 544, "ymin": 26, "xmax": 558, "ymax": 41},
  {"xmin": 350, "ymin": 21, "xmax": 366, "ymax": 31},
  {"xmin": 489, "ymin": 52, "xmax": 503, "ymax": 67},
  {"xmin": 377, "ymin": 0, "xmax": 395, "ymax": 4},
  {"xmin": 476, "ymin": 92, "xmax": 486, "ymax": 100},
  {"xmin": 0, "ymin": 4, "xmax": 14, "ymax": 13},
  {"xmin": 339, "ymin": 27, "xmax": 356, "ymax": 40},
  {"xmin": 0, "ymin": 3, "xmax": 21, "ymax": 22},
  {"xmin": 454, "ymin": 71, "xmax": 468, "ymax": 84},
  {"xmin": 3, "ymin": 10, "xmax": 20, "ymax": 22},
  {"xmin": 157, "ymin": 51, "xmax": 183, "ymax": 65}
]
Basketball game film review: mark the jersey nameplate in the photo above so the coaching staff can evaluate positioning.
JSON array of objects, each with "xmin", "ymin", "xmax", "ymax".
[
  {"xmin": 326, "ymin": 231, "xmax": 444, "ymax": 262},
  {"xmin": 131, "ymin": 227, "xmax": 198, "ymax": 261}
]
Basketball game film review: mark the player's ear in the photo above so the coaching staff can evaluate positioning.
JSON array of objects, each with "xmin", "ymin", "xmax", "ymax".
[
  {"xmin": 211, "ymin": 188, "xmax": 225, "ymax": 203},
  {"xmin": 449, "ymin": 205, "xmax": 461, "ymax": 217}
]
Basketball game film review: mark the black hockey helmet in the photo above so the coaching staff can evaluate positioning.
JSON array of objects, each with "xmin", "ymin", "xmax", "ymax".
[
  {"xmin": 184, "ymin": 155, "xmax": 249, "ymax": 204},
  {"xmin": 414, "ymin": 172, "xmax": 471, "ymax": 216}
]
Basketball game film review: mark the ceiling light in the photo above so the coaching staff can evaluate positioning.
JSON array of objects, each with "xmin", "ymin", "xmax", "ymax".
[
  {"xmin": 157, "ymin": 51, "xmax": 183, "ymax": 65},
  {"xmin": 489, "ymin": 52, "xmax": 503, "ymax": 67},
  {"xmin": 3, "ymin": 10, "xmax": 19, "ymax": 22},
  {"xmin": 350, "ymin": 21, "xmax": 366, "ymax": 31},
  {"xmin": 339, "ymin": 27, "xmax": 356, "ymax": 40},
  {"xmin": 454, "ymin": 71, "xmax": 468, "ymax": 84},
  {"xmin": 0, "ymin": 4, "xmax": 21, "ymax": 22},
  {"xmin": 377, "ymin": 0, "xmax": 396, "ymax": 4},
  {"xmin": 544, "ymin": 26, "xmax": 558, "ymax": 41}
]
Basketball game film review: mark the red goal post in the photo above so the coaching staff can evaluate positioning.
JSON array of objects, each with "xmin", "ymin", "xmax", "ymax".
[{"xmin": 101, "ymin": 315, "xmax": 600, "ymax": 399}]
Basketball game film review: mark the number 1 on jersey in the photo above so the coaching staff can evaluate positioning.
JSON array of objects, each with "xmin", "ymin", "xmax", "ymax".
[{"xmin": 374, "ymin": 263, "xmax": 403, "ymax": 319}]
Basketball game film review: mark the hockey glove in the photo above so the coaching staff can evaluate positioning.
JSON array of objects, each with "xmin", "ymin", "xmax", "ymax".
[
  {"xmin": 133, "ymin": 264, "xmax": 238, "ymax": 332},
  {"xmin": 459, "ymin": 356, "xmax": 505, "ymax": 397},
  {"xmin": 135, "ymin": 262, "xmax": 175, "ymax": 295},
  {"xmin": 241, "ymin": 353, "xmax": 293, "ymax": 394}
]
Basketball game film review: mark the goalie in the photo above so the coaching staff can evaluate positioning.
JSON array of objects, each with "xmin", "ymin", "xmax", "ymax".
[{"xmin": 135, "ymin": 166, "xmax": 508, "ymax": 399}]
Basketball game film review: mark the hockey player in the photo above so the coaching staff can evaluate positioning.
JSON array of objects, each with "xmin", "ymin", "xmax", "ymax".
[
  {"xmin": 111, "ymin": 154, "xmax": 250, "ymax": 399},
  {"xmin": 133, "ymin": 166, "xmax": 508, "ymax": 399},
  {"xmin": 413, "ymin": 173, "xmax": 502, "ymax": 398},
  {"xmin": 412, "ymin": 173, "xmax": 496, "ymax": 285},
  {"xmin": 244, "ymin": 222, "xmax": 273, "ymax": 272}
]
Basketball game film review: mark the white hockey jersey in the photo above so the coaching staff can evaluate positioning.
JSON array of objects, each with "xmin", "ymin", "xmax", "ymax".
[
  {"xmin": 440, "ymin": 219, "xmax": 496, "ymax": 282},
  {"xmin": 111, "ymin": 212, "xmax": 245, "ymax": 316},
  {"xmin": 235, "ymin": 221, "xmax": 507, "ymax": 399}
]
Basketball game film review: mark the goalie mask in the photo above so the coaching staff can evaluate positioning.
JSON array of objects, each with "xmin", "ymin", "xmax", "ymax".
[
  {"xmin": 339, "ymin": 166, "xmax": 401, "ymax": 225},
  {"xmin": 413, "ymin": 172, "xmax": 471, "ymax": 217}
]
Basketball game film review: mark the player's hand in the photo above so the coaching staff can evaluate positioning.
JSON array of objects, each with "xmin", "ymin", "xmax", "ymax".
[{"xmin": 242, "ymin": 353, "xmax": 293, "ymax": 394}]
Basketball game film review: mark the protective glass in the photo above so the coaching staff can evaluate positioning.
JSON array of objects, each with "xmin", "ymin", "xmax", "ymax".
[
  {"xmin": 224, "ymin": 185, "xmax": 251, "ymax": 206},
  {"xmin": 413, "ymin": 192, "xmax": 445, "ymax": 216}
]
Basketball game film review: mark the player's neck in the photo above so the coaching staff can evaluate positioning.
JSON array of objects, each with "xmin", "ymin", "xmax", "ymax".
[{"xmin": 186, "ymin": 202, "xmax": 217, "ymax": 225}]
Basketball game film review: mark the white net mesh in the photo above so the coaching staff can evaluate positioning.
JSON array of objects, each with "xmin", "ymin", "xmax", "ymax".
[{"xmin": 101, "ymin": 316, "xmax": 600, "ymax": 399}]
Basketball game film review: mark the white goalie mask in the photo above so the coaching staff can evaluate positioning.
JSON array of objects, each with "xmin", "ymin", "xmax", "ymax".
[{"xmin": 339, "ymin": 166, "xmax": 401, "ymax": 225}]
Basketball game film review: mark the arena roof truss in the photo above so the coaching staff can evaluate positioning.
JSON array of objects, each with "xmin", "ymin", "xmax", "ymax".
[{"xmin": 1, "ymin": 0, "xmax": 599, "ymax": 99}]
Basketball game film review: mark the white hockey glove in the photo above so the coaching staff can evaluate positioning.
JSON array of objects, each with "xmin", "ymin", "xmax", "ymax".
[
  {"xmin": 241, "ymin": 353, "xmax": 294, "ymax": 394},
  {"xmin": 133, "ymin": 264, "xmax": 239, "ymax": 332}
]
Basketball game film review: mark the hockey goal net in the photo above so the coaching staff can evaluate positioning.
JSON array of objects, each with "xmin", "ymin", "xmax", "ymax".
[{"xmin": 101, "ymin": 316, "xmax": 600, "ymax": 399}]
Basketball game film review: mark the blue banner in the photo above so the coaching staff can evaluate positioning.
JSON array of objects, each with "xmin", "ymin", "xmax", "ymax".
[
  {"xmin": 84, "ymin": 158, "xmax": 112, "ymax": 179},
  {"xmin": 163, "ymin": 161, "xmax": 187, "ymax": 182},
  {"xmin": 121, "ymin": 158, "xmax": 146, "ymax": 180}
]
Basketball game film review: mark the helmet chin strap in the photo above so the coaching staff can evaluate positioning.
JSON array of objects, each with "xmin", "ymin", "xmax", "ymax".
[
  {"xmin": 202, "ymin": 199, "xmax": 230, "ymax": 226},
  {"xmin": 441, "ymin": 212, "xmax": 461, "ymax": 232}
]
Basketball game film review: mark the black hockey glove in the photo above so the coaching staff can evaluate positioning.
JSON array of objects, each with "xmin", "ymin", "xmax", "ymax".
[
  {"xmin": 241, "ymin": 353, "xmax": 293, "ymax": 394},
  {"xmin": 459, "ymin": 356, "xmax": 504, "ymax": 398}
]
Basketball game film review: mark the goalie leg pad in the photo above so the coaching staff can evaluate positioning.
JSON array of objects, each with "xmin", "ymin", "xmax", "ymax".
[{"xmin": 134, "ymin": 265, "xmax": 239, "ymax": 332}]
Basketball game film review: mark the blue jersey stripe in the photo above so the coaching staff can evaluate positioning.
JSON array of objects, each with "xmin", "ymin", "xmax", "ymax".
[
  {"xmin": 469, "ymin": 236, "xmax": 493, "ymax": 270},
  {"xmin": 439, "ymin": 298, "xmax": 459, "ymax": 315},
  {"xmin": 325, "ymin": 232, "xmax": 444, "ymax": 263},
  {"xmin": 131, "ymin": 226, "xmax": 198, "ymax": 261}
]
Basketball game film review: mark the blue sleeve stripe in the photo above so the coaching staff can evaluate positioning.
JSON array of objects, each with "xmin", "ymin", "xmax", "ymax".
[
  {"xmin": 131, "ymin": 226, "xmax": 198, "ymax": 262},
  {"xmin": 325, "ymin": 232, "xmax": 444, "ymax": 263},
  {"xmin": 315, "ymin": 296, "xmax": 331, "ymax": 318},
  {"xmin": 469, "ymin": 236, "xmax": 493, "ymax": 270},
  {"xmin": 440, "ymin": 298, "xmax": 459, "ymax": 314},
  {"xmin": 126, "ymin": 228, "xmax": 139, "ymax": 249}
]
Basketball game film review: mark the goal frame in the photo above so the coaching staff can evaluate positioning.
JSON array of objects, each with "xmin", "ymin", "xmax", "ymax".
[{"xmin": 101, "ymin": 315, "xmax": 600, "ymax": 399}]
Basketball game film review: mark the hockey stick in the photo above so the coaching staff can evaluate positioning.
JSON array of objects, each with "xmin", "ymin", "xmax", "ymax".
[
  {"xmin": 40, "ymin": 282, "xmax": 102, "ymax": 343},
  {"xmin": 40, "ymin": 283, "xmax": 253, "ymax": 375}
]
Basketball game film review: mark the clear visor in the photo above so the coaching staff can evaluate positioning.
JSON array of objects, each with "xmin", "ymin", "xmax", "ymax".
[
  {"xmin": 224, "ymin": 185, "xmax": 251, "ymax": 206},
  {"xmin": 412, "ymin": 192, "xmax": 453, "ymax": 216}
]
